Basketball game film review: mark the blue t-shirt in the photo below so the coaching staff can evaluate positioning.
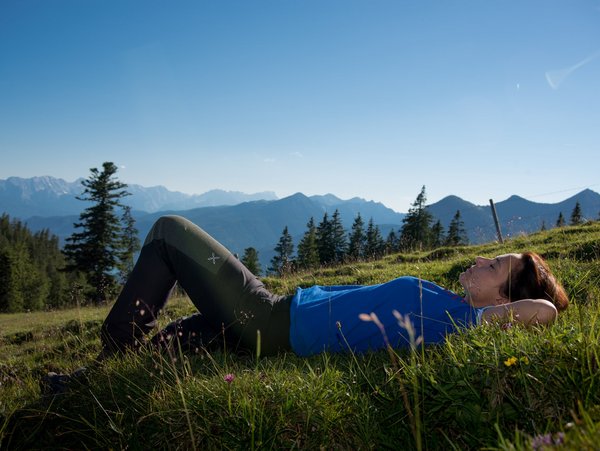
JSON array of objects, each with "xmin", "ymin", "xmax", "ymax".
[{"xmin": 289, "ymin": 276, "xmax": 482, "ymax": 356}]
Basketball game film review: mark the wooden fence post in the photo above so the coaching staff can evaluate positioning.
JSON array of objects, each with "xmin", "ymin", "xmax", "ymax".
[{"xmin": 489, "ymin": 199, "xmax": 504, "ymax": 244}]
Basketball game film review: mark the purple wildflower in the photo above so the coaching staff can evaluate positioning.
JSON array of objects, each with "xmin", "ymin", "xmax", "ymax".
[
  {"xmin": 531, "ymin": 433, "xmax": 552, "ymax": 449},
  {"xmin": 224, "ymin": 373, "xmax": 235, "ymax": 384},
  {"xmin": 554, "ymin": 432, "xmax": 565, "ymax": 445}
]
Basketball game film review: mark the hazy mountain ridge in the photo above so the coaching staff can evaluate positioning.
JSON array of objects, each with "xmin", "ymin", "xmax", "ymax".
[
  {"xmin": 0, "ymin": 176, "xmax": 278, "ymax": 217},
  {"xmin": 0, "ymin": 176, "xmax": 85, "ymax": 218}
]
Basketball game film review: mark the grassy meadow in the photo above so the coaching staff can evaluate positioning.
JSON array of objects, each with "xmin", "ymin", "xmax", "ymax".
[{"xmin": 1, "ymin": 222, "xmax": 600, "ymax": 450}]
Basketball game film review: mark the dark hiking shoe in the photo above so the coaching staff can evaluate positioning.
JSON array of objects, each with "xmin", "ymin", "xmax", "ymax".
[{"xmin": 40, "ymin": 366, "xmax": 87, "ymax": 397}]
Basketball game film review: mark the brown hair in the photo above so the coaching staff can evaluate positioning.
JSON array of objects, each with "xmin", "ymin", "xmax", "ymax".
[{"xmin": 501, "ymin": 251, "xmax": 569, "ymax": 311}]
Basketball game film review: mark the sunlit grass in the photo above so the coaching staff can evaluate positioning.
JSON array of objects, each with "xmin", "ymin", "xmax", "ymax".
[{"xmin": 1, "ymin": 221, "xmax": 600, "ymax": 449}]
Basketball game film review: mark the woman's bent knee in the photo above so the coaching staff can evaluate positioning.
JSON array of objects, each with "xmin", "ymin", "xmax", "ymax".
[{"xmin": 145, "ymin": 215, "xmax": 194, "ymax": 245}]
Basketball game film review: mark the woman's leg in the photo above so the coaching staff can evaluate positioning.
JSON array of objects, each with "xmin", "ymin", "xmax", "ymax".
[{"xmin": 101, "ymin": 215, "xmax": 291, "ymax": 356}]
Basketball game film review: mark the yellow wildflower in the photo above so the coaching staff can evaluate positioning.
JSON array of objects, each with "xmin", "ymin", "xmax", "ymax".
[{"xmin": 504, "ymin": 356, "xmax": 518, "ymax": 367}]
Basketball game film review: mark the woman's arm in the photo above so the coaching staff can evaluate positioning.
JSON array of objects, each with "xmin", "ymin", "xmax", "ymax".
[{"xmin": 481, "ymin": 299, "xmax": 558, "ymax": 325}]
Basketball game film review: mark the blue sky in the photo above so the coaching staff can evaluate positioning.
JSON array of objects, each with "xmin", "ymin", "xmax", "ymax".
[{"xmin": 1, "ymin": 1, "xmax": 599, "ymax": 212}]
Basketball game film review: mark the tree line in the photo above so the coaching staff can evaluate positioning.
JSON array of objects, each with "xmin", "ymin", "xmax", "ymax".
[
  {"xmin": 259, "ymin": 188, "xmax": 597, "ymax": 276},
  {"xmin": 242, "ymin": 186, "xmax": 469, "ymax": 276},
  {"xmin": 0, "ymin": 214, "xmax": 75, "ymax": 312},
  {"xmin": 0, "ymin": 162, "xmax": 139, "ymax": 313}
]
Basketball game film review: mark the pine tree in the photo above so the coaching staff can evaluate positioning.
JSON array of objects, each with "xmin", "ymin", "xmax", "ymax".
[
  {"xmin": 241, "ymin": 247, "xmax": 261, "ymax": 276},
  {"xmin": 118, "ymin": 205, "xmax": 141, "ymax": 283},
  {"xmin": 270, "ymin": 226, "xmax": 294, "ymax": 275},
  {"xmin": 385, "ymin": 229, "xmax": 400, "ymax": 254},
  {"xmin": 445, "ymin": 210, "xmax": 468, "ymax": 246},
  {"xmin": 316, "ymin": 213, "xmax": 335, "ymax": 265},
  {"xmin": 22, "ymin": 261, "xmax": 49, "ymax": 311},
  {"xmin": 0, "ymin": 247, "xmax": 25, "ymax": 313},
  {"xmin": 540, "ymin": 220, "xmax": 547, "ymax": 231},
  {"xmin": 47, "ymin": 263, "xmax": 69, "ymax": 309},
  {"xmin": 570, "ymin": 201, "xmax": 583, "ymax": 225},
  {"xmin": 430, "ymin": 220, "xmax": 445, "ymax": 248},
  {"xmin": 331, "ymin": 209, "xmax": 347, "ymax": 263},
  {"xmin": 365, "ymin": 218, "xmax": 385, "ymax": 259},
  {"xmin": 348, "ymin": 213, "xmax": 366, "ymax": 261},
  {"xmin": 297, "ymin": 217, "xmax": 320, "ymax": 269},
  {"xmin": 63, "ymin": 162, "xmax": 132, "ymax": 303},
  {"xmin": 399, "ymin": 185, "xmax": 434, "ymax": 251},
  {"xmin": 556, "ymin": 212, "xmax": 565, "ymax": 227},
  {"xmin": 37, "ymin": 230, "xmax": 69, "ymax": 308}
]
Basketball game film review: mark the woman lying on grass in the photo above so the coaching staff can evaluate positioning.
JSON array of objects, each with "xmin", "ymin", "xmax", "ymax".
[{"xmin": 99, "ymin": 215, "xmax": 569, "ymax": 359}]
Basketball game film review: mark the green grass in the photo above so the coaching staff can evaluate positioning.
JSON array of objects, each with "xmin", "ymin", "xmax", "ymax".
[{"xmin": 1, "ymin": 222, "xmax": 600, "ymax": 449}]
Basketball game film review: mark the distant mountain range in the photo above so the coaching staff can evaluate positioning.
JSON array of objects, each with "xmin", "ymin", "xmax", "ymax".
[
  {"xmin": 427, "ymin": 189, "xmax": 600, "ymax": 243},
  {"xmin": 0, "ymin": 176, "xmax": 278, "ymax": 217},
  {"xmin": 0, "ymin": 176, "xmax": 404, "ymax": 267},
  {"xmin": 2, "ymin": 176, "xmax": 599, "ymax": 268}
]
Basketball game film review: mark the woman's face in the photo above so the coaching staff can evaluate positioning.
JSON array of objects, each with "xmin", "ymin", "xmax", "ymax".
[{"xmin": 459, "ymin": 253, "xmax": 523, "ymax": 307}]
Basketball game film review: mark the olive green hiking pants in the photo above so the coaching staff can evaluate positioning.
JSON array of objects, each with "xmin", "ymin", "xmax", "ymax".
[{"xmin": 101, "ymin": 215, "xmax": 291, "ymax": 356}]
